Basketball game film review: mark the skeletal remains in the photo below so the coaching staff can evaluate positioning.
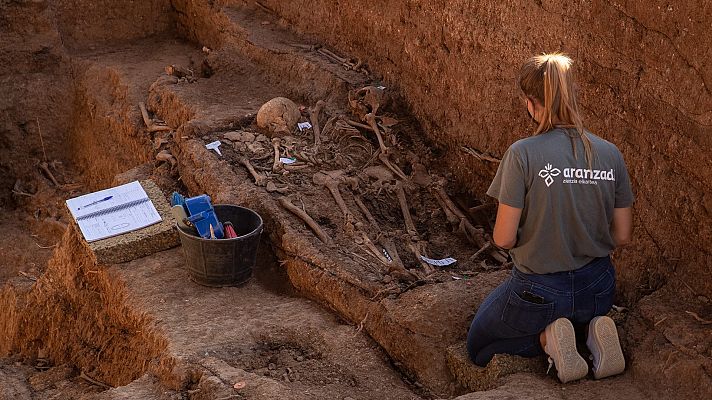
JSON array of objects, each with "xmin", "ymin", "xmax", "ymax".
[{"xmin": 233, "ymin": 90, "xmax": 505, "ymax": 282}]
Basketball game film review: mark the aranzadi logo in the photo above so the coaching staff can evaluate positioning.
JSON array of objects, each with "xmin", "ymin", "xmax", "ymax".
[
  {"xmin": 539, "ymin": 164, "xmax": 616, "ymax": 186},
  {"xmin": 538, "ymin": 163, "xmax": 561, "ymax": 187}
]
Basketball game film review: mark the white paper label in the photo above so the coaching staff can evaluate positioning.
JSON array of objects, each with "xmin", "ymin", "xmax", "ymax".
[
  {"xmin": 420, "ymin": 256, "xmax": 457, "ymax": 266},
  {"xmin": 279, "ymin": 157, "xmax": 297, "ymax": 164},
  {"xmin": 297, "ymin": 122, "xmax": 312, "ymax": 131},
  {"xmin": 206, "ymin": 140, "xmax": 222, "ymax": 156}
]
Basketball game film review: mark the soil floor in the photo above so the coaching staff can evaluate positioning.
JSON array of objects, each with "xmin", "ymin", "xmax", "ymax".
[{"xmin": 1, "ymin": 2, "xmax": 710, "ymax": 400}]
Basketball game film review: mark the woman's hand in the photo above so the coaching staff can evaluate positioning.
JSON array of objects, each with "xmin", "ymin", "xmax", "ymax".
[{"xmin": 492, "ymin": 203, "xmax": 523, "ymax": 249}]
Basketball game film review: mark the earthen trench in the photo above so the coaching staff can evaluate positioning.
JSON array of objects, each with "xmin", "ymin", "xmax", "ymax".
[{"xmin": 2, "ymin": 0, "xmax": 711, "ymax": 398}]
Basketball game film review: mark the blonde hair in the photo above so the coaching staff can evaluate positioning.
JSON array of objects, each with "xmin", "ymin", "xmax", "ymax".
[{"xmin": 519, "ymin": 53, "xmax": 593, "ymax": 166}]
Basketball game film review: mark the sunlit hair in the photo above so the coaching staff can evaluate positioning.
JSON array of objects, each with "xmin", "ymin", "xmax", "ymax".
[{"xmin": 519, "ymin": 53, "xmax": 593, "ymax": 166}]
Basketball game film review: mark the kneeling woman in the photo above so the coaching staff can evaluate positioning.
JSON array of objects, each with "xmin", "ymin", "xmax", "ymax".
[{"xmin": 467, "ymin": 53, "xmax": 634, "ymax": 383}]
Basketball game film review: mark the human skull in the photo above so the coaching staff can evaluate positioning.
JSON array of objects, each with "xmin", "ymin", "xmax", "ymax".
[{"xmin": 256, "ymin": 97, "xmax": 301, "ymax": 136}]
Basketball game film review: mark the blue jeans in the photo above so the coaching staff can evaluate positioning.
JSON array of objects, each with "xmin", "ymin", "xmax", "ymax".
[{"xmin": 466, "ymin": 256, "xmax": 616, "ymax": 366}]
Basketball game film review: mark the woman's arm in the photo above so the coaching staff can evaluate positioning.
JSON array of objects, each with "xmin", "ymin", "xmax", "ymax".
[
  {"xmin": 492, "ymin": 203, "xmax": 523, "ymax": 249},
  {"xmin": 611, "ymin": 207, "xmax": 632, "ymax": 247}
]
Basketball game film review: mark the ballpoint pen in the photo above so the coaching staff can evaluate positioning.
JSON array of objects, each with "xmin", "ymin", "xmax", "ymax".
[{"xmin": 77, "ymin": 196, "xmax": 113, "ymax": 210}]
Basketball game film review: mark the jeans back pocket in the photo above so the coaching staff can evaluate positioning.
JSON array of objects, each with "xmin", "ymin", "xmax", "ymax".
[{"xmin": 501, "ymin": 290, "xmax": 555, "ymax": 335}]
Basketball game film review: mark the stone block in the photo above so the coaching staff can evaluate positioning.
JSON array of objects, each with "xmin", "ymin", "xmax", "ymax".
[{"xmin": 72, "ymin": 180, "xmax": 179, "ymax": 265}]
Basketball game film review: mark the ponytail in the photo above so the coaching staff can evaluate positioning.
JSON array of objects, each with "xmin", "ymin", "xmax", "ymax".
[{"xmin": 519, "ymin": 53, "xmax": 593, "ymax": 167}]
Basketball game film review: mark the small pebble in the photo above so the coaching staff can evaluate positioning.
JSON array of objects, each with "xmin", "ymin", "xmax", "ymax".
[
  {"xmin": 268, "ymin": 362, "xmax": 276, "ymax": 370},
  {"xmin": 382, "ymin": 275, "xmax": 392, "ymax": 284},
  {"xmin": 296, "ymin": 355, "xmax": 305, "ymax": 362},
  {"xmin": 242, "ymin": 131, "xmax": 256, "ymax": 142}
]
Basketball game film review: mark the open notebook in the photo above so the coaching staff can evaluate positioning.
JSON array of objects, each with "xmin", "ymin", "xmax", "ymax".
[{"xmin": 66, "ymin": 181, "xmax": 162, "ymax": 242}]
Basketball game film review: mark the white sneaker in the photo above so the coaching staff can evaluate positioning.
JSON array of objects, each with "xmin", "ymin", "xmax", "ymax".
[
  {"xmin": 544, "ymin": 318, "xmax": 589, "ymax": 383},
  {"xmin": 587, "ymin": 316, "xmax": 625, "ymax": 379}
]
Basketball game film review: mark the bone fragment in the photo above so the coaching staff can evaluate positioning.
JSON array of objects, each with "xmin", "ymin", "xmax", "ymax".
[
  {"xmin": 352, "ymin": 195, "xmax": 416, "ymax": 281},
  {"xmin": 321, "ymin": 115, "xmax": 339, "ymax": 140},
  {"xmin": 155, "ymin": 150, "xmax": 177, "ymax": 166},
  {"xmin": 313, "ymin": 171, "xmax": 352, "ymax": 220},
  {"xmin": 365, "ymin": 113, "xmax": 388, "ymax": 152},
  {"xmin": 310, "ymin": 100, "xmax": 325, "ymax": 147},
  {"xmin": 354, "ymin": 195, "xmax": 379, "ymax": 229},
  {"xmin": 278, "ymin": 197, "xmax": 331, "ymax": 243},
  {"xmin": 356, "ymin": 86, "xmax": 385, "ymax": 116},
  {"xmin": 395, "ymin": 182, "xmax": 417, "ymax": 237},
  {"xmin": 266, "ymin": 181, "xmax": 289, "ymax": 194},
  {"xmin": 38, "ymin": 162, "xmax": 60, "ymax": 186},
  {"xmin": 469, "ymin": 242, "xmax": 492, "ymax": 261},
  {"xmin": 283, "ymin": 163, "xmax": 310, "ymax": 172},
  {"xmin": 360, "ymin": 231, "xmax": 392, "ymax": 265},
  {"xmin": 271, "ymin": 138, "xmax": 282, "ymax": 172},
  {"xmin": 239, "ymin": 157, "xmax": 267, "ymax": 186},
  {"xmin": 342, "ymin": 117, "xmax": 375, "ymax": 132},
  {"xmin": 318, "ymin": 48, "xmax": 347, "ymax": 63},
  {"xmin": 408, "ymin": 240, "xmax": 435, "ymax": 274},
  {"xmin": 378, "ymin": 151, "xmax": 407, "ymax": 180},
  {"xmin": 434, "ymin": 185, "xmax": 487, "ymax": 248},
  {"xmin": 432, "ymin": 188, "xmax": 459, "ymax": 225},
  {"xmin": 139, "ymin": 102, "xmax": 152, "ymax": 128},
  {"xmin": 139, "ymin": 102, "xmax": 172, "ymax": 132}
]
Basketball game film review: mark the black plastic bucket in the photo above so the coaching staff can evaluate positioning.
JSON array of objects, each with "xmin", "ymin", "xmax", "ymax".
[{"xmin": 177, "ymin": 204, "xmax": 263, "ymax": 287}]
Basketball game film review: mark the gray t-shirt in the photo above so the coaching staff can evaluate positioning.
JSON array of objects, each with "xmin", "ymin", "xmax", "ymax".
[{"xmin": 487, "ymin": 128, "xmax": 634, "ymax": 274}]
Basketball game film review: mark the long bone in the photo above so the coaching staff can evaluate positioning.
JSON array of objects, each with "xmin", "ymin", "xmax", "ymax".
[
  {"xmin": 311, "ymin": 171, "xmax": 391, "ymax": 265},
  {"xmin": 312, "ymin": 171, "xmax": 353, "ymax": 221},
  {"xmin": 395, "ymin": 181, "xmax": 417, "ymax": 237},
  {"xmin": 433, "ymin": 185, "xmax": 486, "ymax": 247},
  {"xmin": 365, "ymin": 113, "xmax": 407, "ymax": 180},
  {"xmin": 278, "ymin": 196, "xmax": 331, "ymax": 244},
  {"xmin": 394, "ymin": 182, "xmax": 434, "ymax": 274},
  {"xmin": 433, "ymin": 184, "xmax": 508, "ymax": 263},
  {"xmin": 310, "ymin": 100, "xmax": 325, "ymax": 147},
  {"xmin": 239, "ymin": 157, "xmax": 267, "ymax": 186},
  {"xmin": 365, "ymin": 112, "xmax": 388, "ymax": 152},
  {"xmin": 271, "ymin": 137, "xmax": 282, "ymax": 172},
  {"xmin": 354, "ymin": 195, "xmax": 416, "ymax": 281}
]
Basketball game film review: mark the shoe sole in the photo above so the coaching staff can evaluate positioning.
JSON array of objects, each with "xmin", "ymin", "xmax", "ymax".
[
  {"xmin": 587, "ymin": 316, "xmax": 625, "ymax": 379},
  {"xmin": 545, "ymin": 318, "xmax": 589, "ymax": 383}
]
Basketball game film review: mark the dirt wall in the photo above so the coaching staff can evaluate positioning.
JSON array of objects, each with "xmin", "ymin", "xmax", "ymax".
[
  {"xmin": 0, "ymin": 226, "xmax": 175, "ymax": 387},
  {"xmin": 53, "ymin": 0, "xmax": 175, "ymax": 50},
  {"xmin": 0, "ymin": 0, "xmax": 73, "ymax": 207},
  {"xmin": 251, "ymin": 0, "xmax": 712, "ymax": 301}
]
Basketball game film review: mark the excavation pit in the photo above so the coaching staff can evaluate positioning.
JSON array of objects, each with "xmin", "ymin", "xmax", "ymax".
[{"xmin": 0, "ymin": 1, "xmax": 710, "ymax": 399}]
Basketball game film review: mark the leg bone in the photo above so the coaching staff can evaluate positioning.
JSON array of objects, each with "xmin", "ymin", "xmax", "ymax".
[
  {"xmin": 239, "ymin": 157, "xmax": 267, "ymax": 186},
  {"xmin": 310, "ymin": 100, "xmax": 325, "ymax": 147},
  {"xmin": 278, "ymin": 196, "xmax": 331, "ymax": 243}
]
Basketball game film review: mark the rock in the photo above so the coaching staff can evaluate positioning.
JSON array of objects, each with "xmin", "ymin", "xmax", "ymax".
[
  {"xmin": 268, "ymin": 363, "xmax": 276, "ymax": 370},
  {"xmin": 295, "ymin": 355, "xmax": 305, "ymax": 362},
  {"xmin": 256, "ymin": 97, "xmax": 301, "ymax": 136},
  {"xmin": 242, "ymin": 131, "xmax": 256, "ymax": 142},
  {"xmin": 223, "ymin": 131, "xmax": 243, "ymax": 141}
]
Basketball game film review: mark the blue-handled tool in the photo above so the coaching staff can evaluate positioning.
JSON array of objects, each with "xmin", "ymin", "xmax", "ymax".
[{"xmin": 172, "ymin": 192, "xmax": 224, "ymax": 239}]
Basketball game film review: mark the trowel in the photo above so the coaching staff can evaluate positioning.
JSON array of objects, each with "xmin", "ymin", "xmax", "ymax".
[{"xmin": 171, "ymin": 204, "xmax": 196, "ymax": 233}]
